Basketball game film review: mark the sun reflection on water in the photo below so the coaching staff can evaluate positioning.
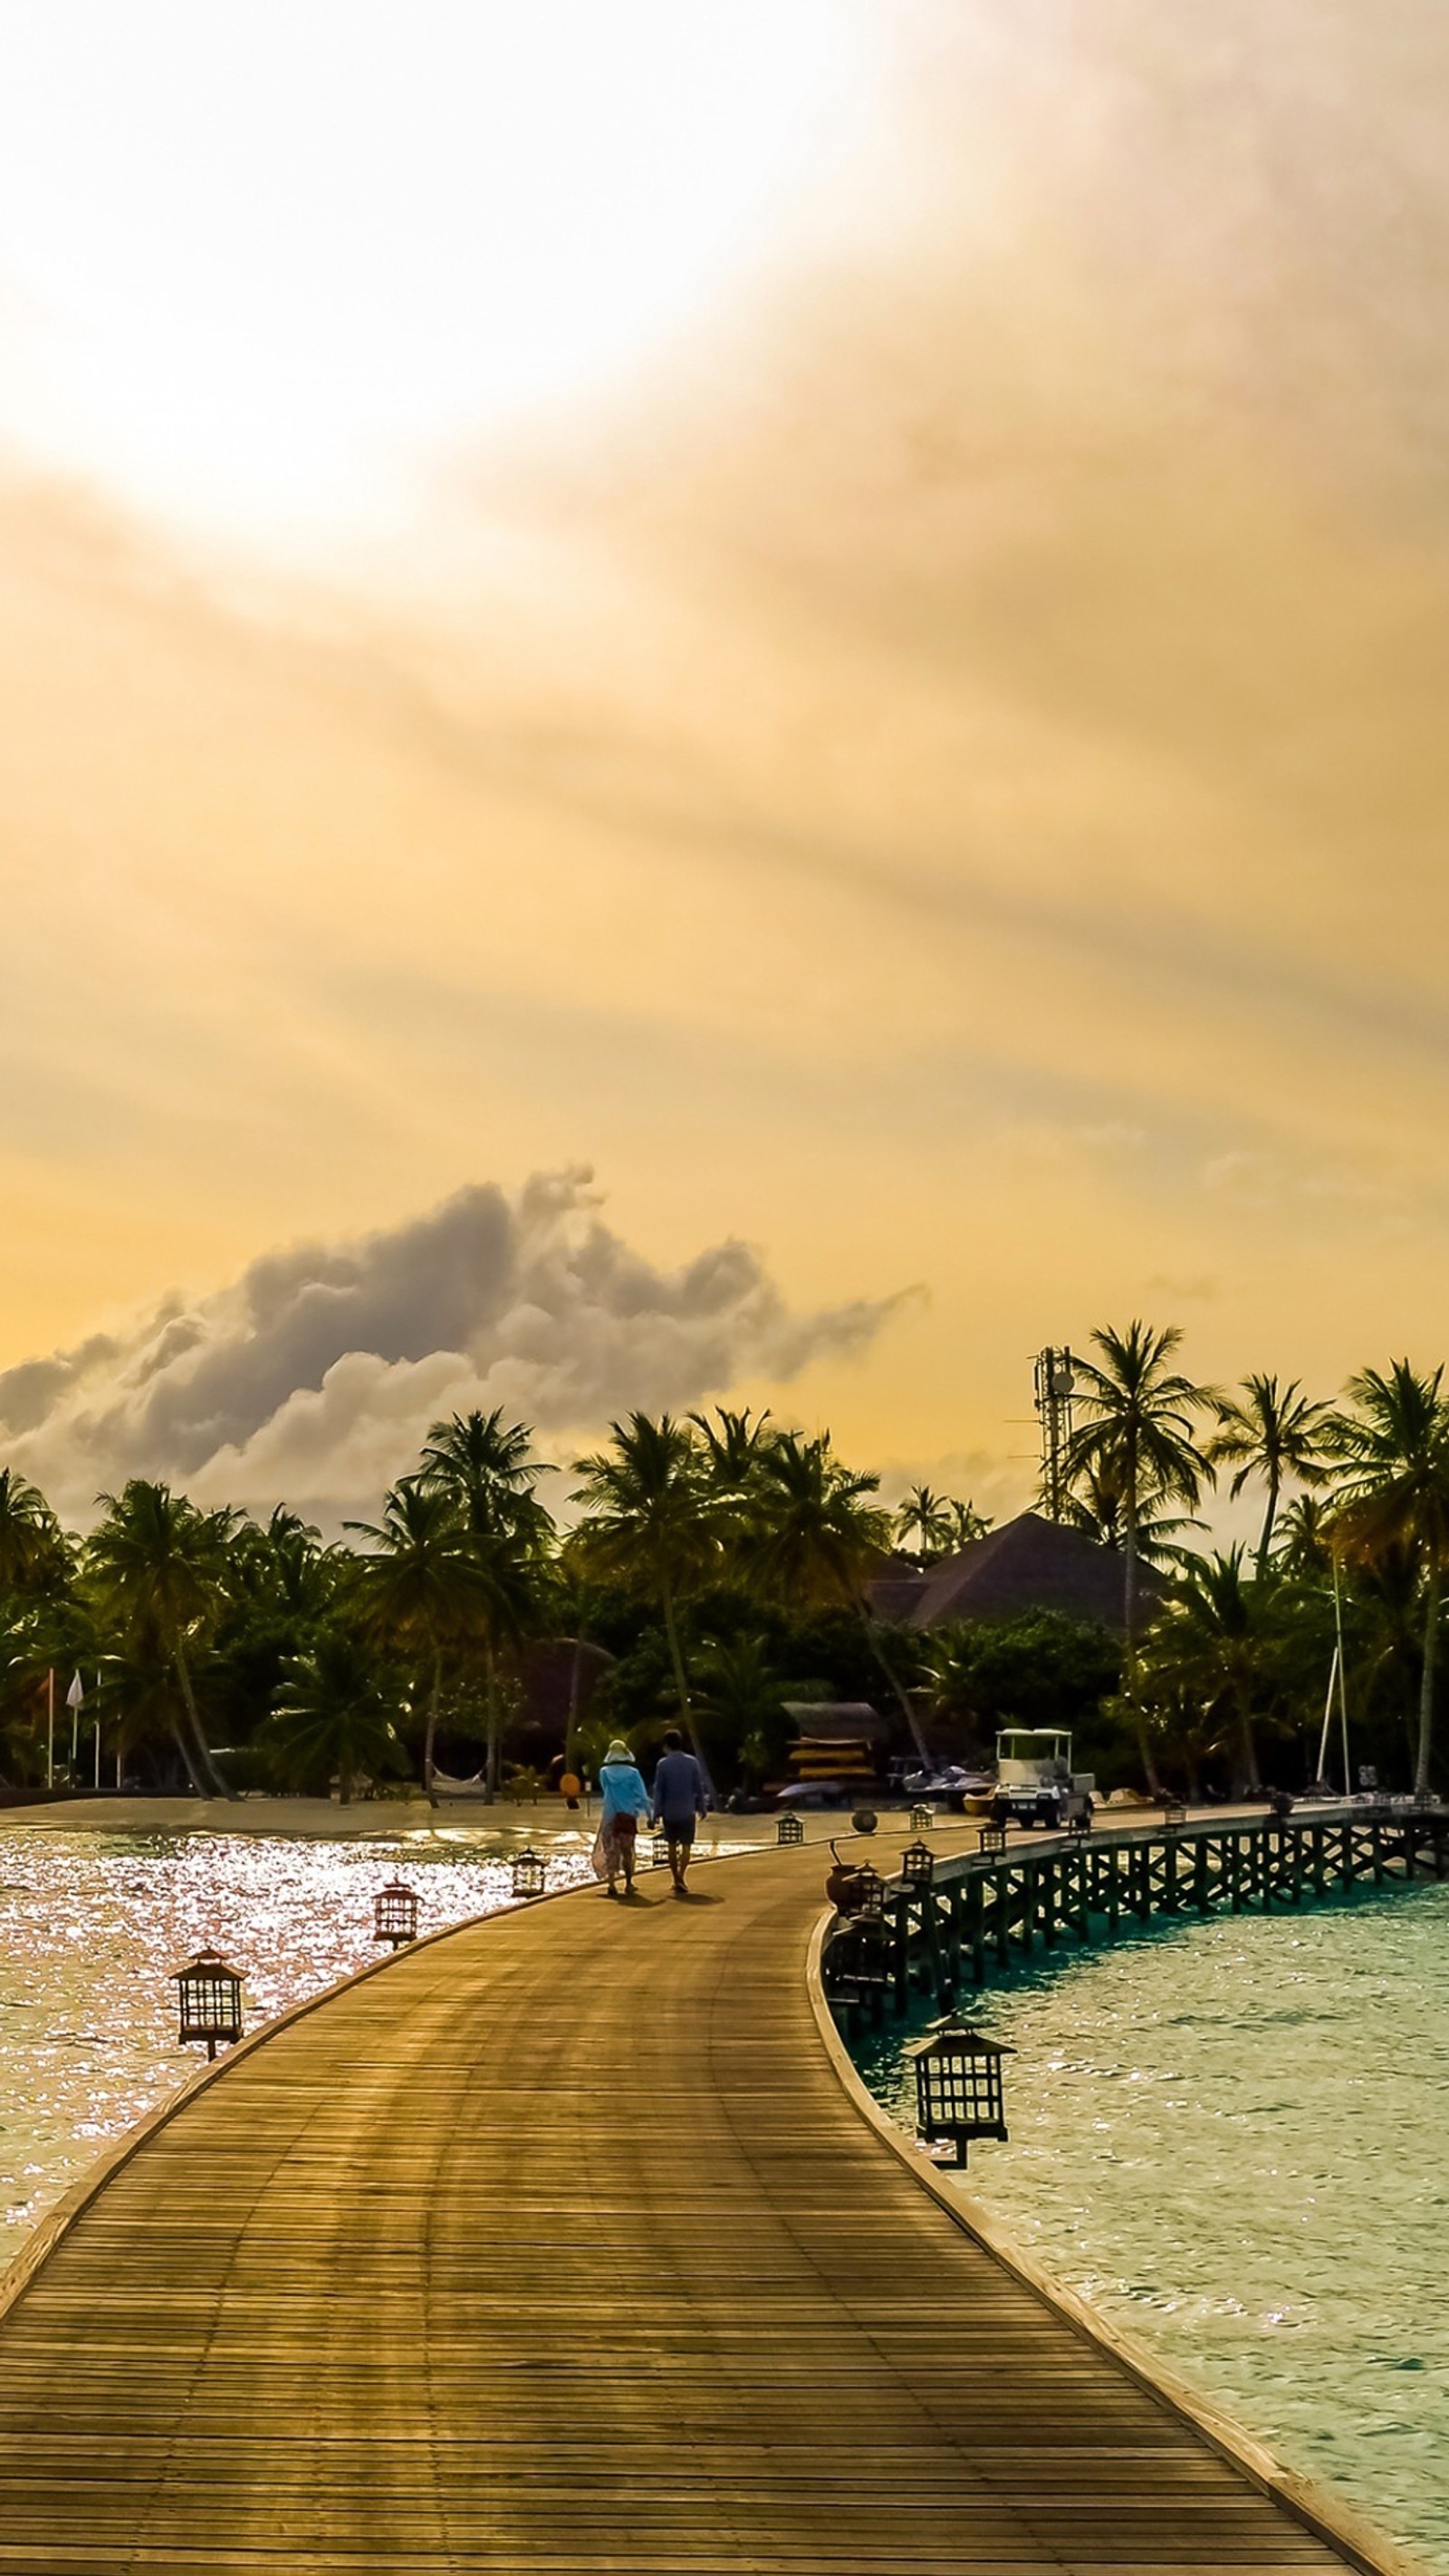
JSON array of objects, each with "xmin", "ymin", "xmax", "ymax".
[{"xmin": 0, "ymin": 1823, "xmax": 592, "ymax": 2262}]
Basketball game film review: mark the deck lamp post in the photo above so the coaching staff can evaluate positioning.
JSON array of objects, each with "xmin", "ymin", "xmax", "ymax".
[
  {"xmin": 511, "ymin": 1847, "xmax": 547, "ymax": 1900},
  {"xmin": 825, "ymin": 1911, "xmax": 892, "ymax": 2012},
  {"xmin": 901, "ymin": 1839, "xmax": 936, "ymax": 1889},
  {"xmin": 909, "ymin": 2021, "xmax": 1012, "ymax": 2167},
  {"xmin": 1161, "ymin": 1799, "xmax": 1186, "ymax": 1831},
  {"xmin": 173, "ymin": 1948, "xmax": 244, "ymax": 2062},
  {"xmin": 777, "ymin": 1812, "xmax": 804, "ymax": 1846},
  {"xmin": 909, "ymin": 1803, "xmax": 934, "ymax": 1832},
  {"xmin": 852, "ymin": 1861, "xmax": 885, "ymax": 1918},
  {"xmin": 977, "ymin": 1820, "xmax": 1008, "ymax": 1857},
  {"xmin": 374, "ymin": 1880, "xmax": 419, "ymax": 1947}
]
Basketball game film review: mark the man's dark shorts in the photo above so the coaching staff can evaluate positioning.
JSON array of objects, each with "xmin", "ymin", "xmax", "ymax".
[{"xmin": 661, "ymin": 1817, "xmax": 696, "ymax": 1849}]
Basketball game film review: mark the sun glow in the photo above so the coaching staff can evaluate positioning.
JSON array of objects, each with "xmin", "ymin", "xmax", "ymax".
[{"xmin": 0, "ymin": 0, "xmax": 872, "ymax": 543}]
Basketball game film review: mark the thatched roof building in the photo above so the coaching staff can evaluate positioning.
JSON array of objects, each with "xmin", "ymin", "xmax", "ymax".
[{"xmin": 868, "ymin": 1511, "xmax": 1135, "ymax": 1632}]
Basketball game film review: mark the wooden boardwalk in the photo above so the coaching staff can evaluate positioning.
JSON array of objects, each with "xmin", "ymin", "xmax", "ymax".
[{"xmin": 0, "ymin": 1827, "xmax": 1396, "ymax": 2573}]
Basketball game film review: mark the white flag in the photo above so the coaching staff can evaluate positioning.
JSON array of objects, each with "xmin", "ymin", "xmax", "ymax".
[{"xmin": 65, "ymin": 1669, "xmax": 84, "ymax": 1709}]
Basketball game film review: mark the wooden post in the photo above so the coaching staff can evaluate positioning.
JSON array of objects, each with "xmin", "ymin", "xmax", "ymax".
[
  {"xmin": 1227, "ymin": 1833, "xmax": 1242, "ymax": 1914},
  {"xmin": 1194, "ymin": 1836, "xmax": 1209, "ymax": 1916},
  {"xmin": 1371, "ymin": 1819, "xmax": 1385, "ymax": 1886},
  {"xmin": 1135, "ymin": 1842, "xmax": 1151, "ymax": 1923},
  {"xmin": 995, "ymin": 1867, "xmax": 1011, "ymax": 1969},
  {"xmin": 1107, "ymin": 1843, "xmax": 1121, "ymax": 1937},
  {"xmin": 1312, "ymin": 1824, "xmax": 1326, "ymax": 1900},
  {"xmin": 967, "ymin": 1875, "xmax": 985, "ymax": 1987}
]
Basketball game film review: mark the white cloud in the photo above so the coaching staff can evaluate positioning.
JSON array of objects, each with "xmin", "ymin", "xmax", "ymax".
[{"xmin": 0, "ymin": 1168, "xmax": 897, "ymax": 1527}]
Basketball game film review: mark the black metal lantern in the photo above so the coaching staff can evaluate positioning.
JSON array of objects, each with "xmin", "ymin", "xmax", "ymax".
[
  {"xmin": 374, "ymin": 1879, "xmax": 419, "ymax": 1947},
  {"xmin": 651, "ymin": 1831, "xmax": 672, "ymax": 1868},
  {"xmin": 172, "ymin": 1947, "xmax": 244, "ymax": 2062},
  {"xmin": 909, "ymin": 1802, "xmax": 934, "ymax": 1832},
  {"xmin": 901, "ymin": 1839, "xmax": 935, "ymax": 1888},
  {"xmin": 825, "ymin": 1910, "xmax": 892, "ymax": 2009},
  {"xmin": 511, "ymin": 1847, "xmax": 547, "ymax": 1900},
  {"xmin": 1162, "ymin": 1798, "xmax": 1187, "ymax": 1831},
  {"xmin": 853, "ymin": 1860, "xmax": 885, "ymax": 1918},
  {"xmin": 777, "ymin": 1811, "xmax": 804, "ymax": 1846},
  {"xmin": 909, "ymin": 2020, "xmax": 1012, "ymax": 2165},
  {"xmin": 977, "ymin": 1820, "xmax": 1008, "ymax": 1856}
]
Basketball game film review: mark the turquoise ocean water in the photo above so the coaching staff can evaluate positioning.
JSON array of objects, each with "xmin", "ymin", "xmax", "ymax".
[{"xmin": 854, "ymin": 1880, "xmax": 1449, "ymax": 2571}]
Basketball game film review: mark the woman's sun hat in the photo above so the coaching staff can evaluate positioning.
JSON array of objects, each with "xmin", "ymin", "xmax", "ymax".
[{"xmin": 603, "ymin": 1738, "xmax": 635, "ymax": 1764}]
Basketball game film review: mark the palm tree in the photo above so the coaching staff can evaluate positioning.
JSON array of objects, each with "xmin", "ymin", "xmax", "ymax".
[
  {"xmin": 1060, "ymin": 1460, "xmax": 1203, "ymax": 1567},
  {"xmin": 894, "ymin": 1485, "xmax": 955, "ymax": 1565},
  {"xmin": 84, "ymin": 1481, "xmax": 235, "ymax": 1797},
  {"xmin": 689, "ymin": 1406, "xmax": 782, "ymax": 1495},
  {"xmin": 1209, "ymin": 1375, "xmax": 1333, "ymax": 1576},
  {"xmin": 1144, "ymin": 1548, "xmax": 1272, "ymax": 1794},
  {"xmin": 347, "ymin": 1479, "xmax": 482, "ymax": 1798},
  {"xmin": 734, "ymin": 1430, "xmax": 931, "ymax": 1766},
  {"xmin": 0, "ymin": 1467, "xmax": 63, "ymax": 1597},
  {"xmin": 268, "ymin": 1630, "xmax": 403, "ymax": 1803},
  {"xmin": 943, "ymin": 1497, "xmax": 993, "ymax": 1549},
  {"xmin": 418, "ymin": 1410, "xmax": 552, "ymax": 1795},
  {"xmin": 571, "ymin": 1414, "xmax": 717, "ymax": 1768},
  {"xmin": 1327, "ymin": 1360, "xmax": 1449, "ymax": 1798},
  {"xmin": 1063, "ymin": 1322, "xmax": 1215, "ymax": 1791},
  {"xmin": 695, "ymin": 1632, "xmax": 786, "ymax": 1776}
]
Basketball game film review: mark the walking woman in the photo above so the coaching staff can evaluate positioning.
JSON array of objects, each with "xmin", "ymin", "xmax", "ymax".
[{"xmin": 593, "ymin": 1737, "xmax": 651, "ymax": 1898}]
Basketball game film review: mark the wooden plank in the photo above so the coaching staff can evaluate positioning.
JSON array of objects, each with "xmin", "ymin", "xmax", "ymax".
[{"xmin": 0, "ymin": 1823, "xmax": 1411, "ymax": 2573}]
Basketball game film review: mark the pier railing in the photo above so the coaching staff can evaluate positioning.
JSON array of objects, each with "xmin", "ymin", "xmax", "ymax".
[{"xmin": 823, "ymin": 1800, "xmax": 1449, "ymax": 2023}]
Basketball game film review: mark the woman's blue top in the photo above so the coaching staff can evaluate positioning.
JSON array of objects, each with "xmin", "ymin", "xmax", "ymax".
[{"xmin": 599, "ymin": 1759, "xmax": 651, "ymax": 1821}]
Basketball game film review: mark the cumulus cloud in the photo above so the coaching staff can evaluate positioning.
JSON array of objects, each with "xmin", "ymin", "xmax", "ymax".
[{"xmin": 0, "ymin": 1169, "xmax": 897, "ymax": 1528}]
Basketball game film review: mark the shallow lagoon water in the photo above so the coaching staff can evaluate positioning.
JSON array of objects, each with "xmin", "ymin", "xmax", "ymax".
[
  {"xmin": 0, "ymin": 1821, "xmax": 597, "ymax": 2266},
  {"xmin": 855, "ymin": 1881, "xmax": 1449, "ymax": 2571}
]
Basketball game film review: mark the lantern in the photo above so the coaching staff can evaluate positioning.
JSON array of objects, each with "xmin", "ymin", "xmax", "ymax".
[
  {"xmin": 852, "ymin": 1860, "xmax": 885, "ymax": 1918},
  {"xmin": 1162, "ymin": 1799, "xmax": 1187, "ymax": 1831},
  {"xmin": 977, "ymin": 1820, "xmax": 1008, "ymax": 1856},
  {"xmin": 825, "ymin": 1911, "xmax": 892, "ymax": 2009},
  {"xmin": 373, "ymin": 1879, "xmax": 419, "ymax": 1947},
  {"xmin": 909, "ymin": 2020, "xmax": 1012, "ymax": 2165},
  {"xmin": 651, "ymin": 1831, "xmax": 672, "ymax": 1868},
  {"xmin": 777, "ymin": 1811, "xmax": 805, "ymax": 1846},
  {"xmin": 511, "ymin": 1847, "xmax": 547, "ymax": 1901},
  {"xmin": 910, "ymin": 1802, "xmax": 934, "ymax": 1831},
  {"xmin": 901, "ymin": 1839, "xmax": 936, "ymax": 1889},
  {"xmin": 172, "ymin": 1947, "xmax": 244, "ymax": 2062}
]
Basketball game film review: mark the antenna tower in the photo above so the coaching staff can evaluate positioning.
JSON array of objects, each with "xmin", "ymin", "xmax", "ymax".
[{"xmin": 1033, "ymin": 1347, "xmax": 1077, "ymax": 1522}]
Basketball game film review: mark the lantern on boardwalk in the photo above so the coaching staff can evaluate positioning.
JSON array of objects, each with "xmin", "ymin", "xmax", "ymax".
[
  {"xmin": 909, "ymin": 2021, "xmax": 1012, "ymax": 2166},
  {"xmin": 511, "ymin": 1847, "xmax": 547, "ymax": 1900},
  {"xmin": 1162, "ymin": 1799, "xmax": 1187, "ymax": 1831},
  {"xmin": 172, "ymin": 1948, "xmax": 244, "ymax": 2062},
  {"xmin": 651, "ymin": 1831, "xmax": 672, "ymax": 1868},
  {"xmin": 777, "ymin": 1812, "xmax": 804, "ymax": 1847},
  {"xmin": 825, "ymin": 1910, "xmax": 892, "ymax": 2011},
  {"xmin": 374, "ymin": 1880, "xmax": 419, "ymax": 1947},
  {"xmin": 909, "ymin": 1803, "xmax": 934, "ymax": 1832},
  {"xmin": 977, "ymin": 1820, "xmax": 1008, "ymax": 1857},
  {"xmin": 901, "ymin": 1840, "xmax": 936, "ymax": 1889},
  {"xmin": 852, "ymin": 1861, "xmax": 885, "ymax": 1918}
]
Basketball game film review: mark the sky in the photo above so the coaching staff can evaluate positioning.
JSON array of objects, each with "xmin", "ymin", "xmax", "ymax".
[{"xmin": 5, "ymin": 0, "xmax": 1449, "ymax": 1529}]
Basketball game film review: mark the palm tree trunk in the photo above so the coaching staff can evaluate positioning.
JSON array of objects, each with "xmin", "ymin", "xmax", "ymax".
[
  {"xmin": 1416, "ymin": 1562, "xmax": 1439, "ymax": 1800},
  {"xmin": 1237, "ymin": 1696, "xmax": 1262, "ymax": 1795},
  {"xmin": 167, "ymin": 1713, "xmax": 208, "ymax": 1798},
  {"xmin": 659, "ymin": 1575, "xmax": 708, "ymax": 1776},
  {"xmin": 1122, "ymin": 1473, "xmax": 1162, "ymax": 1796},
  {"xmin": 484, "ymin": 1642, "xmax": 499, "ymax": 1804},
  {"xmin": 172, "ymin": 1639, "xmax": 234, "ymax": 1799},
  {"xmin": 1255, "ymin": 1472, "xmax": 1280, "ymax": 1582},
  {"xmin": 423, "ymin": 1646, "xmax": 443, "ymax": 1807},
  {"xmin": 855, "ymin": 1602, "xmax": 932, "ymax": 1771}
]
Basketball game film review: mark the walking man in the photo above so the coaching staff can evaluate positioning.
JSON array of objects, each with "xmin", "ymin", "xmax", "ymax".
[{"xmin": 651, "ymin": 1728, "xmax": 709, "ymax": 1895}]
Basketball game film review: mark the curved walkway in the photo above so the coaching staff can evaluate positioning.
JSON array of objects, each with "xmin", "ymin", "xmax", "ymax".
[{"xmin": 0, "ymin": 1829, "xmax": 1383, "ymax": 2573}]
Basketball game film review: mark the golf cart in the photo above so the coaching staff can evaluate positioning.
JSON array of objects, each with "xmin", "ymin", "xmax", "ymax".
[{"xmin": 993, "ymin": 1728, "xmax": 1094, "ymax": 1831}]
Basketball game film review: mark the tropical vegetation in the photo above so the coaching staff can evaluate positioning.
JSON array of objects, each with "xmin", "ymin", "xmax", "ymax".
[{"xmin": 0, "ymin": 1337, "xmax": 1446, "ymax": 1806}]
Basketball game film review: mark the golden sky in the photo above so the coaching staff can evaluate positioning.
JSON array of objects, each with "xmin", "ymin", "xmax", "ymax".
[{"xmin": 5, "ymin": 1, "xmax": 1449, "ymax": 1524}]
